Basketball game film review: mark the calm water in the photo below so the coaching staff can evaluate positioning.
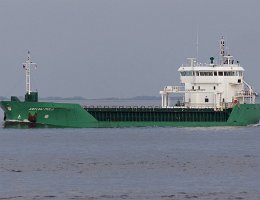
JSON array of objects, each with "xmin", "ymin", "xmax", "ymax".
[
  {"xmin": 1, "ymin": 100, "xmax": 260, "ymax": 199},
  {"xmin": 1, "ymin": 126, "xmax": 260, "ymax": 200}
]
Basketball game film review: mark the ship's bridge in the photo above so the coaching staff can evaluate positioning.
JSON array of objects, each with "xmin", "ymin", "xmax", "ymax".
[{"xmin": 178, "ymin": 64, "xmax": 244, "ymax": 85}]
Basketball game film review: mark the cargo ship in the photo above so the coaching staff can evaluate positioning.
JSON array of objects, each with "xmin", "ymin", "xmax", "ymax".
[{"xmin": 1, "ymin": 37, "xmax": 260, "ymax": 128}]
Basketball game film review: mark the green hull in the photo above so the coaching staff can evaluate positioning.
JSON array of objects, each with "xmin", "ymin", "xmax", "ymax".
[{"xmin": 1, "ymin": 100, "xmax": 260, "ymax": 128}]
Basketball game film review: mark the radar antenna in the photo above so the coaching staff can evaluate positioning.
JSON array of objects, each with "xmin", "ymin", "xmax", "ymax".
[{"xmin": 22, "ymin": 51, "xmax": 37, "ymax": 95}]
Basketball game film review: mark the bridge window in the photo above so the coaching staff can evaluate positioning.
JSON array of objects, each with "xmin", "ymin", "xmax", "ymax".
[
  {"xmin": 200, "ymin": 72, "xmax": 213, "ymax": 76},
  {"xmin": 180, "ymin": 71, "xmax": 193, "ymax": 76},
  {"xmin": 224, "ymin": 71, "xmax": 236, "ymax": 76},
  {"xmin": 234, "ymin": 71, "xmax": 243, "ymax": 76},
  {"xmin": 186, "ymin": 71, "xmax": 192, "ymax": 76},
  {"xmin": 218, "ymin": 72, "xmax": 223, "ymax": 76}
]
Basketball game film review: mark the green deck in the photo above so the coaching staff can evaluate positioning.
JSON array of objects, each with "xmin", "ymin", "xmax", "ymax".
[{"xmin": 85, "ymin": 107, "xmax": 232, "ymax": 122}]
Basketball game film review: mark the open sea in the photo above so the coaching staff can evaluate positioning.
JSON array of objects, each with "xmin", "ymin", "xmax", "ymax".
[{"xmin": 1, "ymin": 100, "xmax": 260, "ymax": 200}]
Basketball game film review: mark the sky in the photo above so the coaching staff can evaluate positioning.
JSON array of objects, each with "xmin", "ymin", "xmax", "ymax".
[{"xmin": 0, "ymin": 0, "xmax": 260, "ymax": 98}]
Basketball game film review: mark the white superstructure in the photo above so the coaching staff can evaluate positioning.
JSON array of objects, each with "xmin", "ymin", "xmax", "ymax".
[{"xmin": 160, "ymin": 37, "xmax": 256, "ymax": 109}]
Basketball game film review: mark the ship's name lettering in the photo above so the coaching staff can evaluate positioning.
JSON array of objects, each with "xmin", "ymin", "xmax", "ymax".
[{"xmin": 29, "ymin": 108, "xmax": 54, "ymax": 111}]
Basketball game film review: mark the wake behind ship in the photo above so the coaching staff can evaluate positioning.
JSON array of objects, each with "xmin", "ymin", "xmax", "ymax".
[{"xmin": 1, "ymin": 37, "xmax": 260, "ymax": 128}]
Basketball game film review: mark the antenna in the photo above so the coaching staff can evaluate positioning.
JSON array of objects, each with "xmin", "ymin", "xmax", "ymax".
[
  {"xmin": 196, "ymin": 30, "xmax": 199, "ymax": 61},
  {"xmin": 22, "ymin": 51, "xmax": 37, "ymax": 95}
]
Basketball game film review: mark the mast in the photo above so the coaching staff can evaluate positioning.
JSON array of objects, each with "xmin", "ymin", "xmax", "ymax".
[
  {"xmin": 219, "ymin": 36, "xmax": 225, "ymax": 65},
  {"xmin": 22, "ymin": 51, "xmax": 37, "ymax": 95}
]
